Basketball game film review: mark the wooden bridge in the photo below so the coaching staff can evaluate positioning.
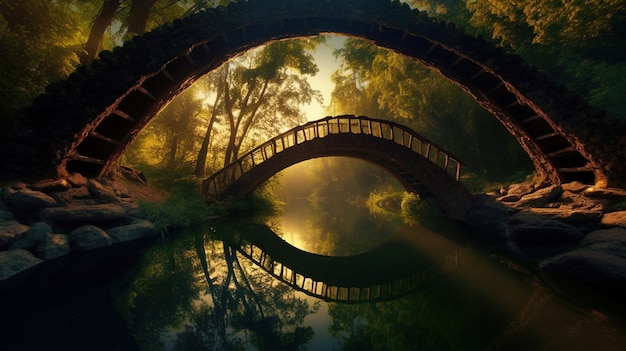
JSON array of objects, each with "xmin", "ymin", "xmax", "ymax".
[
  {"xmin": 203, "ymin": 115, "xmax": 473, "ymax": 220},
  {"xmin": 232, "ymin": 223, "xmax": 463, "ymax": 303}
]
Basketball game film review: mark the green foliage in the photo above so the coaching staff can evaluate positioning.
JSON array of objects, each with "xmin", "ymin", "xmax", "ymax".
[
  {"xmin": 400, "ymin": 192, "xmax": 445, "ymax": 224},
  {"xmin": 330, "ymin": 38, "xmax": 534, "ymax": 182}
]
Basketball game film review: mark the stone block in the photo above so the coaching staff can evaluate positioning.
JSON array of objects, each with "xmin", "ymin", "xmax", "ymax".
[
  {"xmin": 2, "ymin": 187, "xmax": 57, "ymax": 213},
  {"xmin": 41, "ymin": 203, "xmax": 127, "ymax": 222},
  {"xmin": 88, "ymin": 179, "xmax": 119, "ymax": 203},
  {"xmin": 0, "ymin": 249, "xmax": 43, "ymax": 281},
  {"xmin": 0, "ymin": 221, "xmax": 29, "ymax": 248},
  {"xmin": 601, "ymin": 211, "xmax": 626, "ymax": 228},
  {"xmin": 107, "ymin": 220, "xmax": 157, "ymax": 244},
  {"xmin": 9, "ymin": 222, "xmax": 52, "ymax": 250},
  {"xmin": 36, "ymin": 234, "xmax": 70, "ymax": 260},
  {"xmin": 69, "ymin": 225, "xmax": 112, "ymax": 252}
]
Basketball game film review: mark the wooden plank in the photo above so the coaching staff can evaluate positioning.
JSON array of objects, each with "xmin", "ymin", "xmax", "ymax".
[
  {"xmin": 547, "ymin": 146, "xmax": 576, "ymax": 157},
  {"xmin": 535, "ymin": 132, "xmax": 559, "ymax": 141},
  {"xmin": 89, "ymin": 131, "xmax": 120, "ymax": 146},
  {"xmin": 71, "ymin": 153, "xmax": 106, "ymax": 165}
]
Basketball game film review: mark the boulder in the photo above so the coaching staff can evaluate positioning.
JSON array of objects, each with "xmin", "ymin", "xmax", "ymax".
[
  {"xmin": 49, "ymin": 186, "xmax": 93, "ymax": 205},
  {"xmin": 583, "ymin": 187, "xmax": 626, "ymax": 200},
  {"xmin": 0, "ymin": 249, "xmax": 43, "ymax": 280},
  {"xmin": 68, "ymin": 225, "xmax": 112, "ymax": 252},
  {"xmin": 582, "ymin": 227, "xmax": 626, "ymax": 253},
  {"xmin": 506, "ymin": 211, "xmax": 584, "ymax": 259},
  {"xmin": 66, "ymin": 173, "xmax": 88, "ymax": 188},
  {"xmin": 540, "ymin": 249, "xmax": 626, "ymax": 292},
  {"xmin": 0, "ymin": 221, "xmax": 29, "ymax": 248},
  {"xmin": 88, "ymin": 179, "xmax": 119, "ymax": 203},
  {"xmin": 1, "ymin": 187, "xmax": 57, "ymax": 213},
  {"xmin": 107, "ymin": 220, "xmax": 157, "ymax": 244},
  {"xmin": 562, "ymin": 181, "xmax": 590, "ymax": 193},
  {"xmin": 29, "ymin": 178, "xmax": 71, "ymax": 192},
  {"xmin": 601, "ymin": 211, "xmax": 626, "ymax": 228},
  {"xmin": 41, "ymin": 203, "xmax": 127, "ymax": 222},
  {"xmin": 0, "ymin": 209, "xmax": 14, "ymax": 221},
  {"xmin": 466, "ymin": 195, "xmax": 510, "ymax": 244},
  {"xmin": 497, "ymin": 194, "xmax": 521, "ymax": 203},
  {"xmin": 9, "ymin": 222, "xmax": 53, "ymax": 250},
  {"xmin": 36, "ymin": 234, "xmax": 70, "ymax": 260},
  {"xmin": 515, "ymin": 185, "xmax": 563, "ymax": 207},
  {"xmin": 507, "ymin": 182, "xmax": 535, "ymax": 197},
  {"xmin": 527, "ymin": 207, "xmax": 603, "ymax": 223}
]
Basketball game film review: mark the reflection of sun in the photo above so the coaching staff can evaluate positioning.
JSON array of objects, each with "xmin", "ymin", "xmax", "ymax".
[{"xmin": 279, "ymin": 228, "xmax": 311, "ymax": 253}]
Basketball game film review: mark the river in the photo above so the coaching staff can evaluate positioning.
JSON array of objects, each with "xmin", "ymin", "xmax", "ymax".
[{"xmin": 2, "ymin": 190, "xmax": 626, "ymax": 350}]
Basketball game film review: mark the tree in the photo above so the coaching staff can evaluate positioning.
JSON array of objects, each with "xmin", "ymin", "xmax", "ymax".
[
  {"xmin": 0, "ymin": 0, "xmax": 87, "ymax": 119},
  {"xmin": 330, "ymin": 38, "xmax": 532, "ymax": 181},
  {"xmin": 80, "ymin": 0, "xmax": 121, "ymax": 65}
]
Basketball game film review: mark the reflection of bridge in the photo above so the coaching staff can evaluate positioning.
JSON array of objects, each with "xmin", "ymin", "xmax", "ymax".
[
  {"xmin": 232, "ymin": 224, "xmax": 462, "ymax": 303},
  {"xmin": 203, "ymin": 115, "xmax": 472, "ymax": 219}
]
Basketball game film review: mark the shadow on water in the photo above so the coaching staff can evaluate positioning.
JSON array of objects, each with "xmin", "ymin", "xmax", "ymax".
[{"xmin": 2, "ymin": 205, "xmax": 626, "ymax": 350}]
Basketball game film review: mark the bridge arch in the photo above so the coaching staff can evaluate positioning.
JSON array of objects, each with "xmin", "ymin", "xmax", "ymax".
[
  {"xmin": 1, "ymin": 0, "xmax": 624, "ymax": 187},
  {"xmin": 203, "ymin": 115, "xmax": 472, "ymax": 220}
]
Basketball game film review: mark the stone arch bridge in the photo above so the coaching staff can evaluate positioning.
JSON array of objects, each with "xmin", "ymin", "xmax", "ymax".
[
  {"xmin": 1, "ymin": 0, "xmax": 624, "ymax": 188},
  {"xmin": 202, "ymin": 115, "xmax": 472, "ymax": 219}
]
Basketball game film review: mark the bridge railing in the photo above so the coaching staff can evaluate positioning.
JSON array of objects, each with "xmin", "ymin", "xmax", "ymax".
[
  {"xmin": 203, "ymin": 115, "xmax": 463, "ymax": 199},
  {"xmin": 236, "ymin": 241, "xmax": 463, "ymax": 303}
]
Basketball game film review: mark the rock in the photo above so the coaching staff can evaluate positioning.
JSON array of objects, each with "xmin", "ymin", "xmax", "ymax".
[
  {"xmin": 107, "ymin": 220, "xmax": 157, "ymax": 244},
  {"xmin": 562, "ymin": 181, "xmax": 590, "ymax": 193},
  {"xmin": 507, "ymin": 182, "xmax": 535, "ymax": 197},
  {"xmin": 9, "ymin": 222, "xmax": 53, "ymax": 250},
  {"xmin": 527, "ymin": 207, "xmax": 603, "ymax": 223},
  {"xmin": 66, "ymin": 173, "xmax": 88, "ymax": 187},
  {"xmin": 41, "ymin": 203, "xmax": 127, "ymax": 222},
  {"xmin": 582, "ymin": 227, "xmax": 626, "ymax": 248},
  {"xmin": 36, "ymin": 234, "xmax": 70, "ymax": 260},
  {"xmin": 583, "ymin": 187, "xmax": 626, "ymax": 200},
  {"xmin": 560, "ymin": 191, "xmax": 603, "ymax": 211},
  {"xmin": 506, "ymin": 211, "xmax": 584, "ymax": 259},
  {"xmin": 0, "ymin": 209, "xmax": 14, "ymax": 221},
  {"xmin": 0, "ymin": 221, "xmax": 29, "ymax": 248},
  {"xmin": 112, "ymin": 182, "xmax": 131, "ymax": 198},
  {"xmin": 601, "ymin": 211, "xmax": 626, "ymax": 228},
  {"xmin": 2, "ymin": 187, "xmax": 57, "ymax": 213},
  {"xmin": 49, "ymin": 186, "xmax": 92, "ymax": 205},
  {"xmin": 88, "ymin": 179, "xmax": 119, "ymax": 203},
  {"xmin": 497, "ymin": 194, "xmax": 521, "ymax": 203},
  {"xmin": 515, "ymin": 185, "xmax": 562, "ymax": 207},
  {"xmin": 0, "ymin": 249, "xmax": 43, "ymax": 280},
  {"xmin": 467, "ymin": 195, "xmax": 510, "ymax": 244},
  {"xmin": 540, "ymin": 249, "xmax": 626, "ymax": 292},
  {"xmin": 68, "ymin": 225, "xmax": 112, "ymax": 252},
  {"xmin": 29, "ymin": 178, "xmax": 71, "ymax": 192}
]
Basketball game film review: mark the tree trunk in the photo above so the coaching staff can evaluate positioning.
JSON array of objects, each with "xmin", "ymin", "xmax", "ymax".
[
  {"xmin": 80, "ymin": 0, "xmax": 120, "ymax": 65},
  {"xmin": 126, "ymin": 0, "xmax": 157, "ymax": 36},
  {"xmin": 195, "ymin": 102, "xmax": 219, "ymax": 177}
]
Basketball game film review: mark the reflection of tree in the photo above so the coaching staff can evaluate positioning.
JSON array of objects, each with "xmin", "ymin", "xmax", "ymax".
[
  {"xmin": 115, "ymin": 222, "xmax": 319, "ymax": 351},
  {"xmin": 191, "ymin": 223, "xmax": 319, "ymax": 351},
  {"xmin": 114, "ymin": 232, "xmax": 202, "ymax": 351}
]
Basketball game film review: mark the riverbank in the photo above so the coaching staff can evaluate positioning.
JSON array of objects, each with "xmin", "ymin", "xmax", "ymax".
[
  {"xmin": 0, "ymin": 172, "xmax": 166, "ymax": 294},
  {"xmin": 468, "ymin": 181, "xmax": 626, "ymax": 317}
]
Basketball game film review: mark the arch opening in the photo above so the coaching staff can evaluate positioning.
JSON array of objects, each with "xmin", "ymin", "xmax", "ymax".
[{"xmin": 3, "ymin": 0, "xmax": 623, "ymax": 188}]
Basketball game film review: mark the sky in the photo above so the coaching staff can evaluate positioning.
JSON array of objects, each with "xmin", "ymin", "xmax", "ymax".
[{"xmin": 303, "ymin": 35, "xmax": 347, "ymax": 121}]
